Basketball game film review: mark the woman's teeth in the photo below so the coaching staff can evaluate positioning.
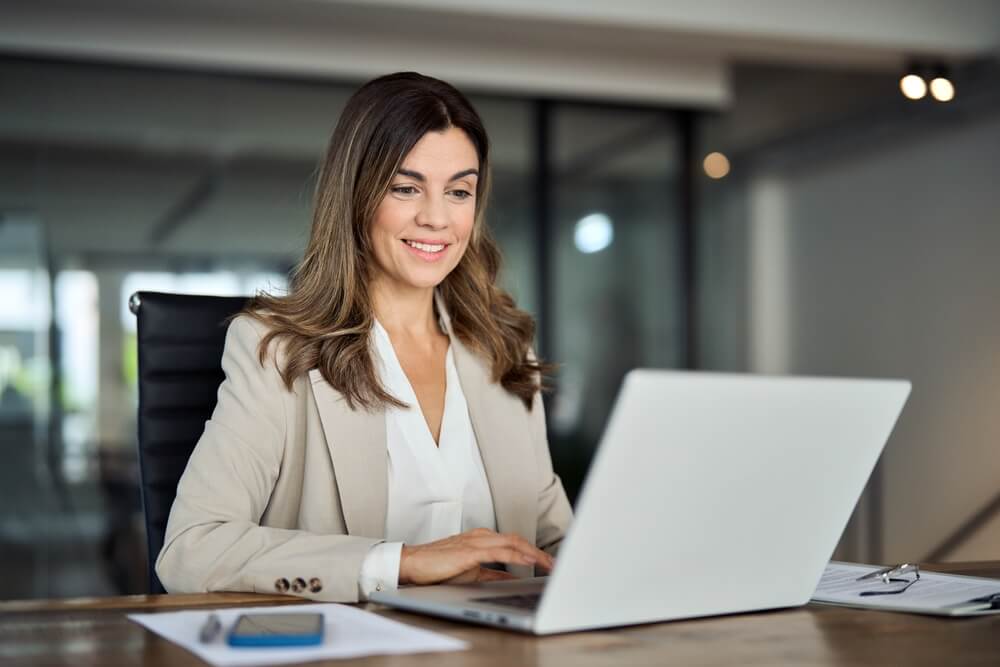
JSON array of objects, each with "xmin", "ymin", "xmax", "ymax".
[{"xmin": 405, "ymin": 240, "xmax": 445, "ymax": 253}]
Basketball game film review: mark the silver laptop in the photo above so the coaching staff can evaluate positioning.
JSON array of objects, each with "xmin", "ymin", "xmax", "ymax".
[{"xmin": 371, "ymin": 370, "xmax": 911, "ymax": 634}]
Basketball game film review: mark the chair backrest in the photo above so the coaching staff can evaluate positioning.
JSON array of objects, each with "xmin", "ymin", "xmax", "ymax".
[{"xmin": 132, "ymin": 291, "xmax": 250, "ymax": 594}]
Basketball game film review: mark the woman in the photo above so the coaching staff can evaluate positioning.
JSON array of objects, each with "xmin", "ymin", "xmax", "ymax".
[{"xmin": 155, "ymin": 72, "xmax": 573, "ymax": 603}]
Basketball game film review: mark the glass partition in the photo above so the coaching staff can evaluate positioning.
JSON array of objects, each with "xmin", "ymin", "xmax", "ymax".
[
  {"xmin": 547, "ymin": 105, "xmax": 685, "ymax": 501},
  {"xmin": 0, "ymin": 215, "xmax": 58, "ymax": 597}
]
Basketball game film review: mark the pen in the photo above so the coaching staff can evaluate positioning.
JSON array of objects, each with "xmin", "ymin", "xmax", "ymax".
[
  {"xmin": 199, "ymin": 613, "xmax": 223, "ymax": 643},
  {"xmin": 947, "ymin": 592, "xmax": 1000, "ymax": 614}
]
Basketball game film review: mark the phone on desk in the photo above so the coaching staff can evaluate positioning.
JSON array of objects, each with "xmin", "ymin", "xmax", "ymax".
[{"xmin": 227, "ymin": 612, "xmax": 324, "ymax": 647}]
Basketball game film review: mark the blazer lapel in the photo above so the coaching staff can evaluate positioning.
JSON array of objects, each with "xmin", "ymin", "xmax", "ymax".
[
  {"xmin": 308, "ymin": 369, "xmax": 387, "ymax": 540},
  {"xmin": 438, "ymin": 300, "xmax": 537, "ymax": 553}
]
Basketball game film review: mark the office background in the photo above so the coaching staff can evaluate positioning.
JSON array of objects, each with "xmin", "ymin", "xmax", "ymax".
[{"xmin": 1, "ymin": 0, "xmax": 999, "ymax": 599}]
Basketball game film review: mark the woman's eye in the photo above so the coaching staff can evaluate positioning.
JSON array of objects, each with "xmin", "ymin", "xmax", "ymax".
[
  {"xmin": 391, "ymin": 185, "xmax": 418, "ymax": 196},
  {"xmin": 449, "ymin": 189, "xmax": 473, "ymax": 200}
]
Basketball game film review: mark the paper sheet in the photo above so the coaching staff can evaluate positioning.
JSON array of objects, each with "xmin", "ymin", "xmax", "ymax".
[
  {"xmin": 129, "ymin": 602, "xmax": 468, "ymax": 666},
  {"xmin": 812, "ymin": 561, "xmax": 1000, "ymax": 616}
]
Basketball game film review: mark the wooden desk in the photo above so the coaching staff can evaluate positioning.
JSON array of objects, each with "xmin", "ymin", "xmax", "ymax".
[{"xmin": 3, "ymin": 563, "xmax": 999, "ymax": 666}]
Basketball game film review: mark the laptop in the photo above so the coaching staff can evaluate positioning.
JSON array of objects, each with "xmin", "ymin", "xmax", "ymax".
[{"xmin": 371, "ymin": 370, "xmax": 911, "ymax": 634}]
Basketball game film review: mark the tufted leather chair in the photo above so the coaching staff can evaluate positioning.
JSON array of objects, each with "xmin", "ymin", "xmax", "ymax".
[{"xmin": 131, "ymin": 291, "xmax": 250, "ymax": 594}]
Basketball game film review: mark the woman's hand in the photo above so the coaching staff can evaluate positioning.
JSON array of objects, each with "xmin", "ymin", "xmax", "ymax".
[{"xmin": 398, "ymin": 528, "xmax": 555, "ymax": 585}]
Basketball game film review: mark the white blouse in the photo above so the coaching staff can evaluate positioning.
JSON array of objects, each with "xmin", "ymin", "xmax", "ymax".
[{"xmin": 357, "ymin": 318, "xmax": 497, "ymax": 598}]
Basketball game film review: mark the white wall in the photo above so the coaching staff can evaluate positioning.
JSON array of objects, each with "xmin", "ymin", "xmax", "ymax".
[{"xmin": 747, "ymin": 111, "xmax": 1000, "ymax": 562}]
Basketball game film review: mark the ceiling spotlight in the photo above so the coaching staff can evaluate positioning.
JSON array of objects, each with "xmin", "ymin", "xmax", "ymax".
[
  {"xmin": 899, "ymin": 73, "xmax": 927, "ymax": 100},
  {"xmin": 703, "ymin": 151, "xmax": 730, "ymax": 179},
  {"xmin": 929, "ymin": 76, "xmax": 955, "ymax": 102}
]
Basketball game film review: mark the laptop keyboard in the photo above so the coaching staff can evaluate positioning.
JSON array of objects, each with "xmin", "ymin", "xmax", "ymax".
[{"xmin": 470, "ymin": 593, "xmax": 541, "ymax": 611}]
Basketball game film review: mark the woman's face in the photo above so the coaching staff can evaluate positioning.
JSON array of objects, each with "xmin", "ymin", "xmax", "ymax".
[{"xmin": 369, "ymin": 126, "xmax": 479, "ymax": 295}]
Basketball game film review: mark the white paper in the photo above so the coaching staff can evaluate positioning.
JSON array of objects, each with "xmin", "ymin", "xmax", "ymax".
[
  {"xmin": 812, "ymin": 561, "xmax": 1000, "ymax": 616},
  {"xmin": 128, "ymin": 602, "xmax": 468, "ymax": 666}
]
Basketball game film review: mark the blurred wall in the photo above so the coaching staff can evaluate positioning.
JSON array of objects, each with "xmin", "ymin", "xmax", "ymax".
[{"xmin": 746, "ymin": 99, "xmax": 1000, "ymax": 562}]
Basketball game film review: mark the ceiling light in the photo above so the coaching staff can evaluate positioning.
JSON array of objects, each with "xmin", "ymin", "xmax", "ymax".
[
  {"xmin": 929, "ymin": 76, "xmax": 955, "ymax": 102},
  {"xmin": 900, "ymin": 73, "xmax": 927, "ymax": 100}
]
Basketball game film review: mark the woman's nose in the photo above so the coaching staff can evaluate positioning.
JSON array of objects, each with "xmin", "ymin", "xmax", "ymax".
[{"xmin": 414, "ymin": 194, "xmax": 448, "ymax": 229}]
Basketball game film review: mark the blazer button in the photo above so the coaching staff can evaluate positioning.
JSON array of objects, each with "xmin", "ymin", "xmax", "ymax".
[
  {"xmin": 275, "ymin": 578, "xmax": 290, "ymax": 593},
  {"xmin": 309, "ymin": 578, "xmax": 323, "ymax": 593},
  {"xmin": 292, "ymin": 577, "xmax": 307, "ymax": 593}
]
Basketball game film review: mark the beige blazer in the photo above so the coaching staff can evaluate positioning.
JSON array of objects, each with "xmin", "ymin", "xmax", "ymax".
[{"xmin": 156, "ymin": 308, "xmax": 573, "ymax": 603}]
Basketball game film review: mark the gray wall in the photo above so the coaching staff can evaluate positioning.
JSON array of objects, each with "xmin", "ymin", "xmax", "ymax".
[{"xmin": 748, "ymin": 111, "xmax": 1000, "ymax": 562}]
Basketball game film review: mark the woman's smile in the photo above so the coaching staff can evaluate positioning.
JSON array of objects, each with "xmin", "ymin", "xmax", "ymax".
[{"xmin": 402, "ymin": 238, "xmax": 450, "ymax": 262}]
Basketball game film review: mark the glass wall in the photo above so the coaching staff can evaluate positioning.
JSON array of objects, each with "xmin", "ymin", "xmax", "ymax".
[
  {"xmin": 473, "ymin": 98, "xmax": 537, "ymax": 314},
  {"xmin": 547, "ymin": 106, "xmax": 684, "ymax": 501},
  {"xmin": 0, "ymin": 216, "xmax": 60, "ymax": 598},
  {"xmin": 0, "ymin": 56, "xmax": 689, "ymax": 597}
]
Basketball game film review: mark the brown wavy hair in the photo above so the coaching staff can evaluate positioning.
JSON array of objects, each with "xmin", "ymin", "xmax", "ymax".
[{"xmin": 243, "ymin": 72, "xmax": 547, "ymax": 410}]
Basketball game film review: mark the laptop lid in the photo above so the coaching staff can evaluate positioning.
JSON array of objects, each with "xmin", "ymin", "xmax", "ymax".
[{"xmin": 531, "ymin": 370, "xmax": 910, "ymax": 634}]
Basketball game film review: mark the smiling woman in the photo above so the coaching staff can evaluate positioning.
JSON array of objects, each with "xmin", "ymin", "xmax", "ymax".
[
  {"xmin": 370, "ymin": 128, "xmax": 479, "ymax": 290},
  {"xmin": 154, "ymin": 72, "xmax": 572, "ymax": 603}
]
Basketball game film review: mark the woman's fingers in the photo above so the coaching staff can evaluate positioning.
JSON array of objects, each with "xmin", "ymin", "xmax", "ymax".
[
  {"xmin": 506, "ymin": 534, "xmax": 554, "ymax": 570},
  {"xmin": 398, "ymin": 529, "xmax": 555, "ymax": 585},
  {"xmin": 483, "ymin": 546, "xmax": 536, "ymax": 566},
  {"xmin": 505, "ymin": 533, "xmax": 554, "ymax": 569},
  {"xmin": 469, "ymin": 532, "xmax": 553, "ymax": 569}
]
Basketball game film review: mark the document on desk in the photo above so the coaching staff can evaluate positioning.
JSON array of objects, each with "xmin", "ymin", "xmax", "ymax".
[
  {"xmin": 812, "ymin": 561, "xmax": 1000, "ymax": 616},
  {"xmin": 128, "ymin": 602, "xmax": 467, "ymax": 666}
]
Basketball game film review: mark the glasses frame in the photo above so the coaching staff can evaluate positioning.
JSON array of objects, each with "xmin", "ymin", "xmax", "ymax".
[{"xmin": 856, "ymin": 563, "xmax": 921, "ymax": 596}]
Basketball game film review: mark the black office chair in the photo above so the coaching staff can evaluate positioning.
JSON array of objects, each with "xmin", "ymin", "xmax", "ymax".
[{"xmin": 130, "ymin": 291, "xmax": 250, "ymax": 594}]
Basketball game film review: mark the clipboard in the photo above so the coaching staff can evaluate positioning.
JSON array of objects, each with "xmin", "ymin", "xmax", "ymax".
[{"xmin": 811, "ymin": 561, "xmax": 1000, "ymax": 616}]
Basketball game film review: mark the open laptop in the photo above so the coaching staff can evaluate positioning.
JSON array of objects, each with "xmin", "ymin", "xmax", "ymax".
[{"xmin": 371, "ymin": 370, "xmax": 911, "ymax": 634}]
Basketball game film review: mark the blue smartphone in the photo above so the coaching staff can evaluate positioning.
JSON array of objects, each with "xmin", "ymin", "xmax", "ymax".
[{"xmin": 226, "ymin": 612, "xmax": 325, "ymax": 647}]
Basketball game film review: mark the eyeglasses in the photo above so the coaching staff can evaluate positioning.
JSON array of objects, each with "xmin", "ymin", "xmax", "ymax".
[{"xmin": 856, "ymin": 563, "xmax": 921, "ymax": 596}]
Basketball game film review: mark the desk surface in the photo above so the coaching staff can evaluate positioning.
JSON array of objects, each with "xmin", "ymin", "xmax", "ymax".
[{"xmin": 2, "ymin": 562, "xmax": 999, "ymax": 667}]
